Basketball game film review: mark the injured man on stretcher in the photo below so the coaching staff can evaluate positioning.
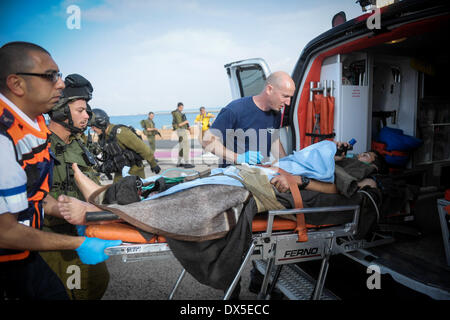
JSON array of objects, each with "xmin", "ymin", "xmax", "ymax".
[
  {"xmin": 57, "ymin": 140, "xmax": 389, "ymax": 291},
  {"xmin": 59, "ymin": 140, "xmax": 386, "ymax": 224}
]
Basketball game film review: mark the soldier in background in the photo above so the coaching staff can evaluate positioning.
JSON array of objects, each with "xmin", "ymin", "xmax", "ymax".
[
  {"xmin": 91, "ymin": 108, "xmax": 161, "ymax": 182},
  {"xmin": 172, "ymin": 102, "xmax": 194, "ymax": 168},
  {"xmin": 141, "ymin": 111, "xmax": 160, "ymax": 153},
  {"xmin": 42, "ymin": 74, "xmax": 110, "ymax": 300}
]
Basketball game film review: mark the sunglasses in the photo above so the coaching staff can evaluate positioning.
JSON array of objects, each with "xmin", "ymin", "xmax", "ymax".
[{"xmin": 16, "ymin": 71, "xmax": 63, "ymax": 83}]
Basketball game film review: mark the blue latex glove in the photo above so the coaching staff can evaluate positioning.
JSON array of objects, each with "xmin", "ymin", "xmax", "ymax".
[
  {"xmin": 236, "ymin": 151, "xmax": 263, "ymax": 165},
  {"xmin": 76, "ymin": 237, "xmax": 122, "ymax": 265}
]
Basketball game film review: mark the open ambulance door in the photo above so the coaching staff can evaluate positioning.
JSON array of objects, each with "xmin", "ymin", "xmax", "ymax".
[
  {"xmin": 224, "ymin": 58, "xmax": 270, "ymax": 100},
  {"xmin": 224, "ymin": 58, "xmax": 294, "ymax": 155}
]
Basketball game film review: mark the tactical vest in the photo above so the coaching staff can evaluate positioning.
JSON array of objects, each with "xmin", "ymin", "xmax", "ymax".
[
  {"xmin": 98, "ymin": 125, "xmax": 144, "ymax": 175},
  {"xmin": 172, "ymin": 110, "xmax": 188, "ymax": 130},
  {"xmin": 49, "ymin": 133, "xmax": 100, "ymax": 201},
  {"xmin": 0, "ymin": 100, "xmax": 53, "ymax": 262},
  {"xmin": 141, "ymin": 119, "xmax": 156, "ymax": 137}
]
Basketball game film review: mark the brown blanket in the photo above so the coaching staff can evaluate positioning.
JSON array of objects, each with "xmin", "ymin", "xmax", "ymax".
[{"xmin": 88, "ymin": 185, "xmax": 249, "ymax": 242}]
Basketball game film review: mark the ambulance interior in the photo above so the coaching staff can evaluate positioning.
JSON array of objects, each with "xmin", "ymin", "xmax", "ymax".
[
  {"xmin": 319, "ymin": 28, "xmax": 450, "ymax": 187},
  {"xmin": 315, "ymin": 23, "xmax": 450, "ymax": 291}
]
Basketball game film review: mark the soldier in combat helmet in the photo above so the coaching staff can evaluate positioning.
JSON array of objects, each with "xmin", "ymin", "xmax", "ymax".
[
  {"xmin": 41, "ymin": 74, "xmax": 110, "ymax": 300},
  {"xmin": 90, "ymin": 108, "xmax": 161, "ymax": 183}
]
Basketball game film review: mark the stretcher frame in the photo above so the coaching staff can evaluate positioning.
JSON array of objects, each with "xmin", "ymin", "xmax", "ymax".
[
  {"xmin": 104, "ymin": 203, "xmax": 394, "ymax": 300},
  {"xmin": 223, "ymin": 205, "xmax": 361, "ymax": 300}
]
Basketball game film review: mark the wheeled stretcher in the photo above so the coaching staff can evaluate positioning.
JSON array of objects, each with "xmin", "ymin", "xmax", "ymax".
[{"xmin": 86, "ymin": 198, "xmax": 393, "ymax": 300}]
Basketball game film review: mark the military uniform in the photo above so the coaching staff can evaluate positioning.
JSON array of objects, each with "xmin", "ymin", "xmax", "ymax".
[
  {"xmin": 39, "ymin": 132, "xmax": 110, "ymax": 300},
  {"xmin": 104, "ymin": 123, "xmax": 158, "ymax": 182},
  {"xmin": 141, "ymin": 118, "xmax": 156, "ymax": 152},
  {"xmin": 49, "ymin": 133, "xmax": 100, "ymax": 200},
  {"xmin": 172, "ymin": 110, "xmax": 190, "ymax": 164}
]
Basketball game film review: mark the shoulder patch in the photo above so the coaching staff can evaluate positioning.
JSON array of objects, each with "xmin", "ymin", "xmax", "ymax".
[{"xmin": 0, "ymin": 107, "xmax": 15, "ymax": 129}]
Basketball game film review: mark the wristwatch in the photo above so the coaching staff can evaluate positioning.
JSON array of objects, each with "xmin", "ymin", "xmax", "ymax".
[{"xmin": 299, "ymin": 176, "xmax": 310, "ymax": 190}]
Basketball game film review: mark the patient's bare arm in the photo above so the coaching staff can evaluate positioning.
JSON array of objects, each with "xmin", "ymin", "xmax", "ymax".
[
  {"xmin": 308, "ymin": 179, "xmax": 338, "ymax": 194},
  {"xmin": 270, "ymin": 175, "xmax": 337, "ymax": 194}
]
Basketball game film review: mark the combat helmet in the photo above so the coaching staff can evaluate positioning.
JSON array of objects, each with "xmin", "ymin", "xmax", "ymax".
[
  {"xmin": 91, "ymin": 108, "xmax": 110, "ymax": 131},
  {"xmin": 48, "ymin": 74, "xmax": 93, "ymax": 133}
]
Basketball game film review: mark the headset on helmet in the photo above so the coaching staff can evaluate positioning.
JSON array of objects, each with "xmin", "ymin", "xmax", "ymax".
[
  {"xmin": 91, "ymin": 108, "xmax": 110, "ymax": 130},
  {"xmin": 48, "ymin": 74, "xmax": 93, "ymax": 130}
]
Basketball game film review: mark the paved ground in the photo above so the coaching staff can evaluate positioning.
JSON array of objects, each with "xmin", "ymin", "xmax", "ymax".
[
  {"xmin": 103, "ymin": 254, "xmax": 257, "ymax": 300},
  {"xmin": 101, "ymin": 142, "xmax": 258, "ymax": 300}
]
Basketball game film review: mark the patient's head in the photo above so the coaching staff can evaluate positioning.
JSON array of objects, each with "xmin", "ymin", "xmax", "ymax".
[{"xmin": 357, "ymin": 150, "xmax": 388, "ymax": 174}]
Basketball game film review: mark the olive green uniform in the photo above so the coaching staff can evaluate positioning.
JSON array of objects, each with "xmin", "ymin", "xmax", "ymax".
[
  {"xmin": 40, "ymin": 132, "xmax": 110, "ymax": 300},
  {"xmin": 105, "ymin": 124, "xmax": 157, "ymax": 182},
  {"xmin": 141, "ymin": 119, "xmax": 156, "ymax": 152},
  {"xmin": 172, "ymin": 110, "xmax": 190, "ymax": 163}
]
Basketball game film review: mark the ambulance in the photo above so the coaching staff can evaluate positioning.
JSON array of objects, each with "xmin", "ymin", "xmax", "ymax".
[{"xmin": 224, "ymin": 0, "xmax": 450, "ymax": 299}]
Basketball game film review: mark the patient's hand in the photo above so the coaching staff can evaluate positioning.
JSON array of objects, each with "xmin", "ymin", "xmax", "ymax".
[
  {"xmin": 270, "ymin": 175, "xmax": 290, "ymax": 193},
  {"xmin": 357, "ymin": 178, "xmax": 377, "ymax": 189},
  {"xmin": 334, "ymin": 141, "xmax": 350, "ymax": 161}
]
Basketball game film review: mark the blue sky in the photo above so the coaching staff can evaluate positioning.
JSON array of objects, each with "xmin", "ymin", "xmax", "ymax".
[{"xmin": 0, "ymin": 0, "xmax": 363, "ymax": 115}]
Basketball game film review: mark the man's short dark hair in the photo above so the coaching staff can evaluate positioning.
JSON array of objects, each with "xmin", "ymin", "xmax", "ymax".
[
  {"xmin": 177, "ymin": 102, "xmax": 183, "ymax": 107},
  {"xmin": 0, "ymin": 41, "xmax": 51, "ymax": 92},
  {"xmin": 148, "ymin": 111, "xmax": 154, "ymax": 115},
  {"xmin": 370, "ymin": 150, "xmax": 388, "ymax": 174}
]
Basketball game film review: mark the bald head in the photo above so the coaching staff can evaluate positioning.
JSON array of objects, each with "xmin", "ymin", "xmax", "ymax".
[
  {"xmin": 265, "ymin": 71, "xmax": 295, "ymax": 91},
  {"xmin": 254, "ymin": 71, "xmax": 295, "ymax": 112}
]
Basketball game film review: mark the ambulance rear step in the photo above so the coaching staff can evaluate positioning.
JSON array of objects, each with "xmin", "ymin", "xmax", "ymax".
[
  {"xmin": 341, "ymin": 246, "xmax": 450, "ymax": 300},
  {"xmin": 254, "ymin": 260, "xmax": 339, "ymax": 300}
]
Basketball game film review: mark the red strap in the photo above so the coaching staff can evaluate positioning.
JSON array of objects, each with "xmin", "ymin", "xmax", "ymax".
[{"xmin": 262, "ymin": 165, "xmax": 308, "ymax": 242}]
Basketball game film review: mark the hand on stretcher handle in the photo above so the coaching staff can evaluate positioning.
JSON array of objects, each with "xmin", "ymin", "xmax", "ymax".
[{"xmin": 76, "ymin": 237, "xmax": 122, "ymax": 265}]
